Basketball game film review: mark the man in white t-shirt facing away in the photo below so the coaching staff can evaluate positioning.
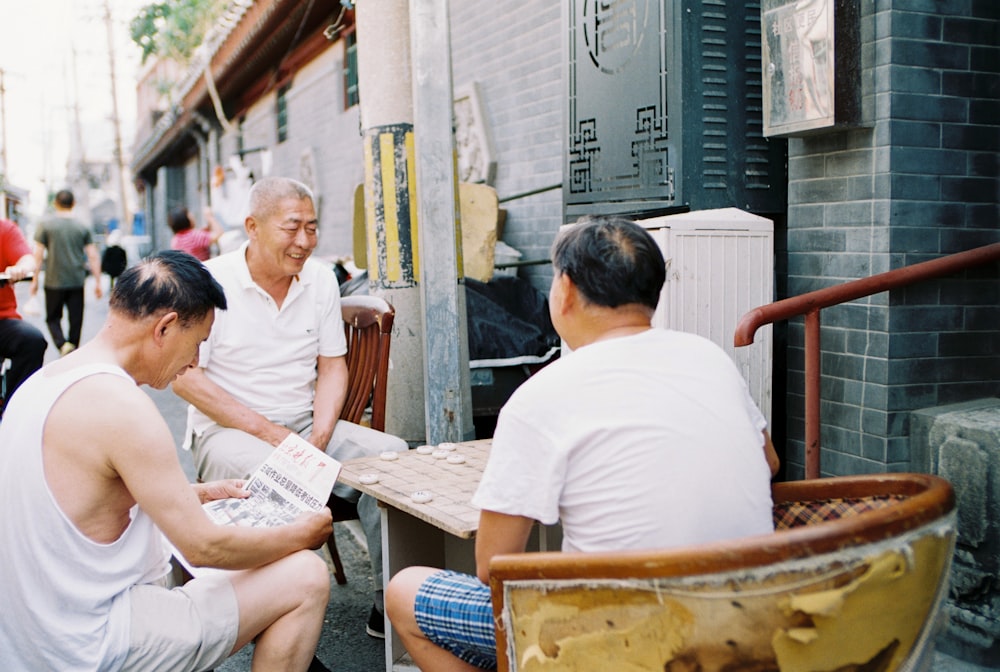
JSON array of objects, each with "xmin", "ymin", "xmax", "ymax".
[
  {"xmin": 385, "ymin": 215, "xmax": 780, "ymax": 671},
  {"xmin": 172, "ymin": 176, "xmax": 407, "ymax": 638}
]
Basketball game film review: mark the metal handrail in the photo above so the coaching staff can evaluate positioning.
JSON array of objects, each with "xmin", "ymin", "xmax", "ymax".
[{"xmin": 735, "ymin": 242, "xmax": 1000, "ymax": 479}]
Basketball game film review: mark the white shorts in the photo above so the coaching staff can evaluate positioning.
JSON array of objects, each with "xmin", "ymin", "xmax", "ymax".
[{"xmin": 120, "ymin": 571, "xmax": 239, "ymax": 672}]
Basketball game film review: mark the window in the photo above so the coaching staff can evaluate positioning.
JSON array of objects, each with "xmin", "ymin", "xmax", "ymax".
[
  {"xmin": 345, "ymin": 30, "xmax": 359, "ymax": 109},
  {"xmin": 276, "ymin": 84, "xmax": 290, "ymax": 143}
]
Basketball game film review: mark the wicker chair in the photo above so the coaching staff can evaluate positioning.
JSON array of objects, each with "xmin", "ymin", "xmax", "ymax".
[{"xmin": 490, "ymin": 473, "xmax": 956, "ymax": 672}]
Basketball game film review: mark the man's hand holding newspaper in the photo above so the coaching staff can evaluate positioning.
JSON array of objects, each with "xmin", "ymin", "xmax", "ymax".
[
  {"xmin": 201, "ymin": 433, "xmax": 342, "ymax": 528},
  {"xmin": 173, "ymin": 432, "xmax": 341, "ymax": 576}
]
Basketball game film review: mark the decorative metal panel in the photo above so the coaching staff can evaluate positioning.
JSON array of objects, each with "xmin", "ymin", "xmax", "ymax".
[{"xmin": 566, "ymin": 0, "xmax": 675, "ymax": 211}]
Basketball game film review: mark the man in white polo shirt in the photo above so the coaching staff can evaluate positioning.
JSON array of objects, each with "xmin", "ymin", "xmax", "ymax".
[{"xmin": 173, "ymin": 176, "xmax": 406, "ymax": 638}]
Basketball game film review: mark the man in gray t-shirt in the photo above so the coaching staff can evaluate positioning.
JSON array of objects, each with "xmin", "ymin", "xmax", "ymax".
[{"xmin": 31, "ymin": 189, "xmax": 102, "ymax": 355}]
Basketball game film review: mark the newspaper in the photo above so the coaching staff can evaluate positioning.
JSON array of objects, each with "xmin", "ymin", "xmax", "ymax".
[
  {"xmin": 202, "ymin": 432, "xmax": 341, "ymax": 528},
  {"xmin": 171, "ymin": 432, "xmax": 340, "ymax": 577}
]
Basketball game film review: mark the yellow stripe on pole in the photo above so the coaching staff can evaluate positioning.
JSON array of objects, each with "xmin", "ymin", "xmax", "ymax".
[
  {"xmin": 380, "ymin": 132, "xmax": 402, "ymax": 283},
  {"xmin": 405, "ymin": 130, "xmax": 419, "ymax": 281}
]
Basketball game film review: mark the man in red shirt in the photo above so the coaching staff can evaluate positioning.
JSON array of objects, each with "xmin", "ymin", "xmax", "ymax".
[{"xmin": 0, "ymin": 218, "xmax": 47, "ymax": 414}]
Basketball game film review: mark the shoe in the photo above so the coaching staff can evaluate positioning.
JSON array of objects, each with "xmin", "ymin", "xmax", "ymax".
[
  {"xmin": 59, "ymin": 342, "xmax": 76, "ymax": 356},
  {"xmin": 307, "ymin": 655, "xmax": 332, "ymax": 672},
  {"xmin": 366, "ymin": 604, "xmax": 386, "ymax": 639}
]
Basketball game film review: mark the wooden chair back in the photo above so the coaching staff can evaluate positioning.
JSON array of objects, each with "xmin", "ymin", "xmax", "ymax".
[
  {"xmin": 339, "ymin": 295, "xmax": 395, "ymax": 431},
  {"xmin": 490, "ymin": 473, "xmax": 956, "ymax": 672}
]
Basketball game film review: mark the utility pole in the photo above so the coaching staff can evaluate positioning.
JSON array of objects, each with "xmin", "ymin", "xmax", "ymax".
[
  {"xmin": 409, "ymin": 0, "xmax": 473, "ymax": 443},
  {"xmin": 69, "ymin": 47, "xmax": 92, "ymax": 223},
  {"xmin": 354, "ymin": 0, "xmax": 472, "ymax": 445},
  {"xmin": 103, "ymin": 0, "xmax": 131, "ymax": 234}
]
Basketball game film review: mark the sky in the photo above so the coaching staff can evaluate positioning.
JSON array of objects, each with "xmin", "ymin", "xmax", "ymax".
[{"xmin": 0, "ymin": 0, "xmax": 147, "ymax": 216}]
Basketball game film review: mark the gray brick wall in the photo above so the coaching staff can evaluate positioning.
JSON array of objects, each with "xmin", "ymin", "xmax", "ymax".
[
  {"xmin": 784, "ymin": 1, "xmax": 1000, "ymax": 478},
  {"xmin": 450, "ymin": 0, "xmax": 564, "ymax": 291}
]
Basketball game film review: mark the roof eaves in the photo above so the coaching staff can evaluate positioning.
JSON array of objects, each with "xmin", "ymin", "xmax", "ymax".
[{"xmin": 131, "ymin": 0, "xmax": 261, "ymax": 174}]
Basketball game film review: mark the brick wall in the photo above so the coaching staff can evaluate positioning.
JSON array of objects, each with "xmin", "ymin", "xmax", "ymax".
[
  {"xmin": 784, "ymin": 0, "xmax": 1000, "ymax": 478},
  {"xmin": 450, "ymin": 1, "xmax": 564, "ymax": 291}
]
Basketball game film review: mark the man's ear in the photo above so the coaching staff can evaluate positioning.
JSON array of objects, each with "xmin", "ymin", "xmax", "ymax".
[
  {"xmin": 553, "ymin": 272, "xmax": 577, "ymax": 315},
  {"xmin": 153, "ymin": 311, "xmax": 180, "ymax": 344},
  {"xmin": 244, "ymin": 215, "xmax": 257, "ymax": 239}
]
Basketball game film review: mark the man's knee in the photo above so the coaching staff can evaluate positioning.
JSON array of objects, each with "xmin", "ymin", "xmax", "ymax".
[
  {"xmin": 385, "ymin": 566, "xmax": 437, "ymax": 626},
  {"xmin": 26, "ymin": 330, "xmax": 47, "ymax": 357},
  {"xmin": 282, "ymin": 550, "xmax": 331, "ymax": 604},
  {"xmin": 330, "ymin": 421, "xmax": 407, "ymax": 461},
  {"xmin": 194, "ymin": 428, "xmax": 272, "ymax": 481}
]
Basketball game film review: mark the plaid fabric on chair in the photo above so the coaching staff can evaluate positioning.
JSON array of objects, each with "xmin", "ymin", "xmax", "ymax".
[{"xmin": 773, "ymin": 494, "xmax": 903, "ymax": 530}]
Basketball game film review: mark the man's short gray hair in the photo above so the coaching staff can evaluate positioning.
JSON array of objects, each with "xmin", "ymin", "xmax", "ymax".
[{"xmin": 248, "ymin": 177, "xmax": 314, "ymax": 220}]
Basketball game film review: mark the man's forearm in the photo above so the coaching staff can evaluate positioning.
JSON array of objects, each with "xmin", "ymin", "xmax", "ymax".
[
  {"xmin": 474, "ymin": 510, "xmax": 535, "ymax": 583},
  {"xmin": 310, "ymin": 355, "xmax": 349, "ymax": 450},
  {"xmin": 86, "ymin": 246, "xmax": 102, "ymax": 280},
  {"xmin": 173, "ymin": 368, "xmax": 289, "ymax": 446}
]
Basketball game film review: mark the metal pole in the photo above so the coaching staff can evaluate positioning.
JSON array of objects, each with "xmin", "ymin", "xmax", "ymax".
[
  {"xmin": 409, "ymin": 0, "xmax": 473, "ymax": 443},
  {"xmin": 804, "ymin": 309, "xmax": 821, "ymax": 479}
]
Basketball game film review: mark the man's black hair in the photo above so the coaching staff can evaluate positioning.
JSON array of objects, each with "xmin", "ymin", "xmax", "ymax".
[
  {"xmin": 551, "ymin": 215, "xmax": 666, "ymax": 311},
  {"xmin": 109, "ymin": 250, "xmax": 227, "ymax": 325},
  {"xmin": 168, "ymin": 207, "xmax": 193, "ymax": 234},
  {"xmin": 54, "ymin": 189, "xmax": 75, "ymax": 209}
]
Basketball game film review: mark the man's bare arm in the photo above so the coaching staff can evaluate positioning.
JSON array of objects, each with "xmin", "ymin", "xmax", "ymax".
[
  {"xmin": 51, "ymin": 374, "xmax": 331, "ymax": 570},
  {"xmin": 474, "ymin": 510, "xmax": 535, "ymax": 584},
  {"xmin": 763, "ymin": 429, "xmax": 780, "ymax": 478},
  {"xmin": 172, "ymin": 366, "xmax": 290, "ymax": 447},
  {"xmin": 307, "ymin": 355, "xmax": 349, "ymax": 450},
  {"xmin": 3, "ymin": 253, "xmax": 35, "ymax": 281},
  {"xmin": 105, "ymin": 386, "xmax": 331, "ymax": 568},
  {"xmin": 85, "ymin": 243, "xmax": 103, "ymax": 299},
  {"xmin": 29, "ymin": 242, "xmax": 44, "ymax": 293}
]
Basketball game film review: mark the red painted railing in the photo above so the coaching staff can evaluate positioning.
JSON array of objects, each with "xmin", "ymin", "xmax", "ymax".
[{"xmin": 735, "ymin": 242, "xmax": 1000, "ymax": 479}]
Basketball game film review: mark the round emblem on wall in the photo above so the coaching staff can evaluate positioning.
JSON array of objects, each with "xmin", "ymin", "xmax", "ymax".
[{"xmin": 582, "ymin": 0, "xmax": 650, "ymax": 75}]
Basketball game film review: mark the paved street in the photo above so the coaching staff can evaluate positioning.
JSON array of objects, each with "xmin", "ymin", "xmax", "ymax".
[{"xmin": 12, "ymin": 275, "xmax": 995, "ymax": 671}]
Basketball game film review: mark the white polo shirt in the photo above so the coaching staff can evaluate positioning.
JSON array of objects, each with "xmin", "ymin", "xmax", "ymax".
[{"xmin": 187, "ymin": 243, "xmax": 347, "ymax": 436}]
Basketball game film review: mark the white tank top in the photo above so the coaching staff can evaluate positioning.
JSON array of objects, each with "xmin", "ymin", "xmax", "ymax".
[{"xmin": 0, "ymin": 363, "xmax": 171, "ymax": 671}]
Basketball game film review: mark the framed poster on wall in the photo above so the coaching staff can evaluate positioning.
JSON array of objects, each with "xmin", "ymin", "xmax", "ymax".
[{"xmin": 762, "ymin": 0, "xmax": 835, "ymax": 136}]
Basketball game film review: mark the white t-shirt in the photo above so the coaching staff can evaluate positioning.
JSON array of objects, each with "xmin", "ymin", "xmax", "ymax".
[
  {"xmin": 188, "ymin": 243, "xmax": 347, "ymax": 435},
  {"xmin": 471, "ymin": 328, "xmax": 774, "ymax": 553}
]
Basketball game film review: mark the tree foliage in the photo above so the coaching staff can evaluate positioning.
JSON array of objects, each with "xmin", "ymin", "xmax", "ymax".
[{"xmin": 130, "ymin": 0, "xmax": 229, "ymax": 64}]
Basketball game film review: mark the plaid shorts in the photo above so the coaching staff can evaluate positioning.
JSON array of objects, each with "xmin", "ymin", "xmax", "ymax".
[{"xmin": 414, "ymin": 570, "xmax": 497, "ymax": 670}]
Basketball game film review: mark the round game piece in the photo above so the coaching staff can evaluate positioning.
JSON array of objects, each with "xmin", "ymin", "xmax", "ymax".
[
  {"xmin": 432, "ymin": 449, "xmax": 450, "ymax": 459},
  {"xmin": 359, "ymin": 473, "xmax": 380, "ymax": 485},
  {"xmin": 446, "ymin": 454, "xmax": 466, "ymax": 465},
  {"xmin": 437, "ymin": 442, "xmax": 458, "ymax": 451},
  {"xmin": 380, "ymin": 451, "xmax": 400, "ymax": 461},
  {"xmin": 415, "ymin": 445, "xmax": 435, "ymax": 455},
  {"xmin": 410, "ymin": 490, "xmax": 433, "ymax": 504}
]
